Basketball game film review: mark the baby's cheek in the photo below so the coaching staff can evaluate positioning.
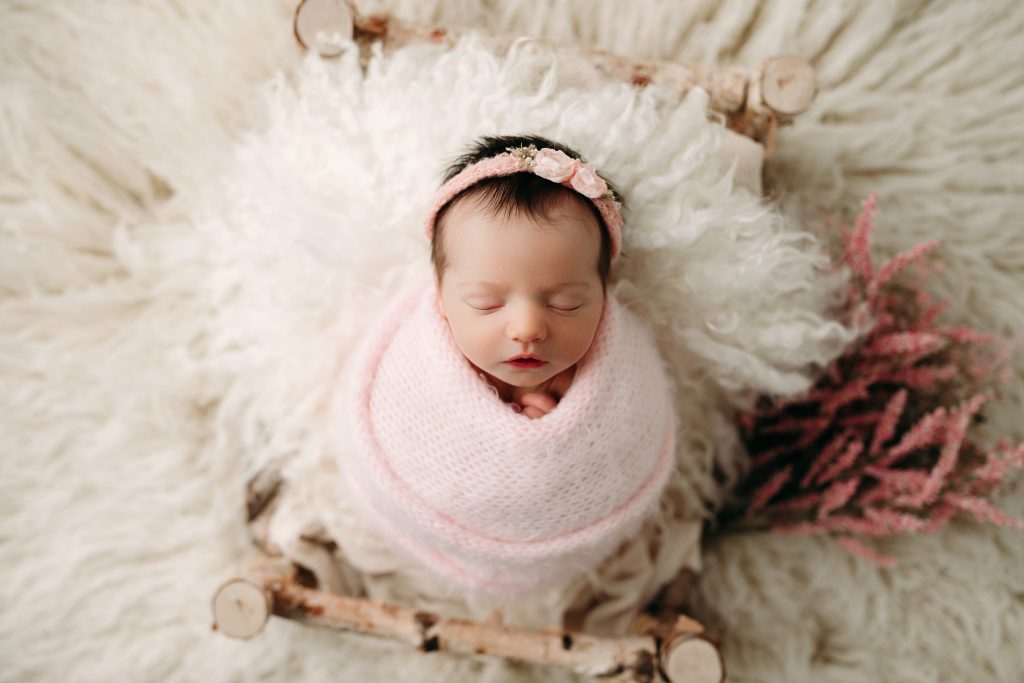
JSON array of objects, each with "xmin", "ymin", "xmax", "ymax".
[
  {"xmin": 564, "ymin": 319, "xmax": 599, "ymax": 359},
  {"xmin": 449, "ymin": 316, "xmax": 488, "ymax": 359}
]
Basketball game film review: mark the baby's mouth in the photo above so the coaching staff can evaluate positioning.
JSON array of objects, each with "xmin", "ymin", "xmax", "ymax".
[{"xmin": 506, "ymin": 355, "xmax": 547, "ymax": 369}]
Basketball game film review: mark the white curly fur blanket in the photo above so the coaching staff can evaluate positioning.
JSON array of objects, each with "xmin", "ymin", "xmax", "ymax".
[
  {"xmin": 2, "ymin": 2, "xmax": 1022, "ymax": 682},
  {"xmin": 247, "ymin": 33, "xmax": 858, "ymax": 637}
]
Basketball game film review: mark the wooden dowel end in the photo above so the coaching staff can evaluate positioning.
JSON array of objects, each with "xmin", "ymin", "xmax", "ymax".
[
  {"xmin": 662, "ymin": 634, "xmax": 724, "ymax": 683},
  {"xmin": 294, "ymin": 0, "xmax": 356, "ymax": 57},
  {"xmin": 211, "ymin": 577, "xmax": 272, "ymax": 639},
  {"xmin": 211, "ymin": 555, "xmax": 293, "ymax": 639},
  {"xmin": 760, "ymin": 55, "xmax": 816, "ymax": 117}
]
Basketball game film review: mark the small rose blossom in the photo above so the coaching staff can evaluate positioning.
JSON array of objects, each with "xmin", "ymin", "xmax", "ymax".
[
  {"xmin": 532, "ymin": 148, "xmax": 577, "ymax": 183},
  {"xmin": 569, "ymin": 163, "xmax": 608, "ymax": 198}
]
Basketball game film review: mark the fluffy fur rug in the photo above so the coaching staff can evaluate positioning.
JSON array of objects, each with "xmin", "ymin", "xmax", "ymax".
[{"xmin": 2, "ymin": 1, "xmax": 1022, "ymax": 682}]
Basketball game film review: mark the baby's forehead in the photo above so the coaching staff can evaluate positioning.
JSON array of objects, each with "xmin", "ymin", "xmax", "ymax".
[
  {"xmin": 435, "ymin": 187, "xmax": 607, "ymax": 284},
  {"xmin": 455, "ymin": 278, "xmax": 592, "ymax": 292},
  {"xmin": 443, "ymin": 191, "xmax": 600, "ymax": 237}
]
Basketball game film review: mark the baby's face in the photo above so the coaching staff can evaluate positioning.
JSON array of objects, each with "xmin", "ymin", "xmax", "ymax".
[{"xmin": 437, "ymin": 195, "xmax": 605, "ymax": 393}]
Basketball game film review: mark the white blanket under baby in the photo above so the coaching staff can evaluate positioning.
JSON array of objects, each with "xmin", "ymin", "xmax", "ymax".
[{"xmin": 341, "ymin": 275, "xmax": 677, "ymax": 594}]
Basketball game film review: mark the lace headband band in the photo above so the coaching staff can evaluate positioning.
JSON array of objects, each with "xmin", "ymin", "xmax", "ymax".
[{"xmin": 423, "ymin": 145, "xmax": 624, "ymax": 262}]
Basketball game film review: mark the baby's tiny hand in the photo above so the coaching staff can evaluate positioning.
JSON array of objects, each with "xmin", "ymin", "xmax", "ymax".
[{"xmin": 518, "ymin": 391, "xmax": 558, "ymax": 419}]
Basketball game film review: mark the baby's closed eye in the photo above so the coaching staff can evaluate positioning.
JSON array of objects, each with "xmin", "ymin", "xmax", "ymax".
[
  {"xmin": 464, "ymin": 299, "xmax": 584, "ymax": 312},
  {"xmin": 467, "ymin": 300, "xmax": 502, "ymax": 311},
  {"xmin": 549, "ymin": 303, "xmax": 583, "ymax": 312}
]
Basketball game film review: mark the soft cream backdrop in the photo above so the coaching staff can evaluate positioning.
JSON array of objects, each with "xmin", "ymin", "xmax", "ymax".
[{"xmin": 2, "ymin": 2, "xmax": 1021, "ymax": 682}]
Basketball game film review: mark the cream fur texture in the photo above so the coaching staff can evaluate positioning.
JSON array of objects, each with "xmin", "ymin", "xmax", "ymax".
[{"xmin": 2, "ymin": 2, "xmax": 1022, "ymax": 682}]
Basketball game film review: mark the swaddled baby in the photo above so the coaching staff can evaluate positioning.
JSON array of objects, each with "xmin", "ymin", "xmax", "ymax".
[
  {"xmin": 345, "ymin": 135, "xmax": 677, "ymax": 595},
  {"xmin": 430, "ymin": 135, "xmax": 618, "ymax": 418}
]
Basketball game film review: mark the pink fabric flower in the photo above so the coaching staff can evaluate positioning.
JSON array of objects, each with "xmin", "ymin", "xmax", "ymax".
[
  {"xmin": 569, "ymin": 163, "xmax": 609, "ymax": 198},
  {"xmin": 532, "ymin": 148, "xmax": 577, "ymax": 183}
]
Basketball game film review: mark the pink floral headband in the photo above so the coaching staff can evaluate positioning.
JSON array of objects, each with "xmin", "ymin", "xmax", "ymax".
[{"xmin": 423, "ymin": 144, "xmax": 624, "ymax": 262}]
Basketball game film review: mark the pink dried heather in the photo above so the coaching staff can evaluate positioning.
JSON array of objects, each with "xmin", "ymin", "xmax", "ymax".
[
  {"xmin": 817, "ymin": 478, "xmax": 860, "ymax": 521},
  {"xmin": 748, "ymin": 465, "xmax": 793, "ymax": 515},
  {"xmin": 840, "ymin": 411, "xmax": 885, "ymax": 428},
  {"xmin": 731, "ymin": 194, "xmax": 1023, "ymax": 569},
  {"xmin": 914, "ymin": 300, "xmax": 950, "ymax": 330},
  {"xmin": 817, "ymin": 439, "xmax": 865, "ymax": 485},
  {"xmin": 863, "ymin": 507, "xmax": 930, "ymax": 533},
  {"xmin": 856, "ymin": 470, "xmax": 936, "ymax": 508},
  {"xmin": 877, "ymin": 406, "xmax": 948, "ymax": 467},
  {"xmin": 820, "ymin": 376, "xmax": 875, "ymax": 416},
  {"xmin": 835, "ymin": 536, "xmax": 899, "ymax": 568},
  {"xmin": 920, "ymin": 502, "xmax": 960, "ymax": 533},
  {"xmin": 893, "ymin": 408, "xmax": 972, "ymax": 508},
  {"xmin": 881, "ymin": 364, "xmax": 959, "ymax": 391},
  {"xmin": 943, "ymin": 493, "xmax": 1024, "ymax": 529},
  {"xmin": 869, "ymin": 389, "xmax": 907, "ymax": 456},
  {"xmin": 855, "ymin": 481, "xmax": 899, "ymax": 507},
  {"xmin": 863, "ymin": 466, "xmax": 930, "ymax": 489},
  {"xmin": 972, "ymin": 444, "xmax": 1024, "ymax": 486},
  {"xmin": 938, "ymin": 326, "xmax": 998, "ymax": 345},
  {"xmin": 751, "ymin": 444, "xmax": 791, "ymax": 467},
  {"xmin": 863, "ymin": 332, "xmax": 947, "ymax": 358},
  {"xmin": 867, "ymin": 241, "xmax": 939, "ymax": 300},
  {"xmin": 801, "ymin": 430, "xmax": 855, "ymax": 487},
  {"xmin": 768, "ymin": 492, "xmax": 822, "ymax": 514},
  {"xmin": 762, "ymin": 416, "xmax": 832, "ymax": 436},
  {"xmin": 845, "ymin": 194, "xmax": 877, "ymax": 283}
]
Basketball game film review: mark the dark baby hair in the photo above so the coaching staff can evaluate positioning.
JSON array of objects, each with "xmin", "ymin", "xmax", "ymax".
[{"xmin": 430, "ymin": 134, "xmax": 621, "ymax": 289}]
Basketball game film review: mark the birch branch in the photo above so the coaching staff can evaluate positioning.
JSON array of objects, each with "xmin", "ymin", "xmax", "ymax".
[
  {"xmin": 292, "ymin": 0, "xmax": 815, "ymax": 152},
  {"xmin": 212, "ymin": 552, "xmax": 723, "ymax": 682}
]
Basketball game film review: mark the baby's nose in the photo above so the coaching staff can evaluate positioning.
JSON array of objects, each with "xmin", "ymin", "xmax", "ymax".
[{"xmin": 507, "ymin": 306, "xmax": 546, "ymax": 342}]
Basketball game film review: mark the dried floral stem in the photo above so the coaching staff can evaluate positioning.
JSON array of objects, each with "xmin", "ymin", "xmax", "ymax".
[{"xmin": 730, "ymin": 194, "xmax": 1023, "ymax": 567}]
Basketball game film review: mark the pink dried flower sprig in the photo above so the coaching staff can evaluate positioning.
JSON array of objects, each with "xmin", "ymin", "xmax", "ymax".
[{"xmin": 728, "ymin": 194, "xmax": 1024, "ymax": 567}]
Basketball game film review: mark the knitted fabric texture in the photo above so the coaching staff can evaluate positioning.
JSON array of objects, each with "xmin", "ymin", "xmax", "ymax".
[{"xmin": 342, "ymin": 275, "xmax": 676, "ymax": 594}]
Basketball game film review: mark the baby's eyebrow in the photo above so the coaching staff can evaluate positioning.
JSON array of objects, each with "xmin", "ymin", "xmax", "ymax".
[
  {"xmin": 456, "ymin": 281, "xmax": 503, "ymax": 293},
  {"xmin": 544, "ymin": 282, "xmax": 591, "ymax": 293}
]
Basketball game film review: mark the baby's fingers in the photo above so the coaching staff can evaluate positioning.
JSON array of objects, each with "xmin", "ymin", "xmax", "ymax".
[
  {"xmin": 519, "ymin": 392, "xmax": 558, "ymax": 414},
  {"xmin": 521, "ymin": 405, "xmax": 547, "ymax": 419}
]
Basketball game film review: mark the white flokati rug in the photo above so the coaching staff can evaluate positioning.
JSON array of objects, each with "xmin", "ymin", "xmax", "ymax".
[{"xmin": 2, "ymin": 2, "xmax": 1022, "ymax": 683}]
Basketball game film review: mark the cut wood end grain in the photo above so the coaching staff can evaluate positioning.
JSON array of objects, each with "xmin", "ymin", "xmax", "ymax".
[
  {"xmin": 760, "ymin": 56, "xmax": 816, "ymax": 117},
  {"xmin": 294, "ymin": 0, "xmax": 356, "ymax": 57},
  {"xmin": 663, "ymin": 635, "xmax": 724, "ymax": 683},
  {"xmin": 210, "ymin": 577, "xmax": 271, "ymax": 639}
]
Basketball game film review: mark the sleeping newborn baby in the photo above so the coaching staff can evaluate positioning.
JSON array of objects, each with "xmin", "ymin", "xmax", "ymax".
[
  {"xmin": 344, "ymin": 135, "xmax": 678, "ymax": 596},
  {"xmin": 431, "ymin": 136, "xmax": 614, "ymax": 418}
]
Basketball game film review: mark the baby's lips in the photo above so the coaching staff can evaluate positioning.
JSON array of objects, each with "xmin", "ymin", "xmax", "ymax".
[
  {"xmin": 506, "ymin": 355, "xmax": 546, "ymax": 362},
  {"xmin": 510, "ymin": 403, "xmax": 523, "ymax": 413}
]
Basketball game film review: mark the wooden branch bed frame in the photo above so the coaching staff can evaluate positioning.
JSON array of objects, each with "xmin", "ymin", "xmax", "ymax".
[
  {"xmin": 213, "ymin": 469, "xmax": 725, "ymax": 682},
  {"xmin": 211, "ymin": 4, "xmax": 819, "ymax": 680},
  {"xmin": 291, "ymin": 0, "xmax": 817, "ymax": 156},
  {"xmin": 212, "ymin": 552, "xmax": 723, "ymax": 682}
]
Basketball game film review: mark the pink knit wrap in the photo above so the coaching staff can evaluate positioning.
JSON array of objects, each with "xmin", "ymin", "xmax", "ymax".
[{"xmin": 342, "ymin": 275, "xmax": 676, "ymax": 594}]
